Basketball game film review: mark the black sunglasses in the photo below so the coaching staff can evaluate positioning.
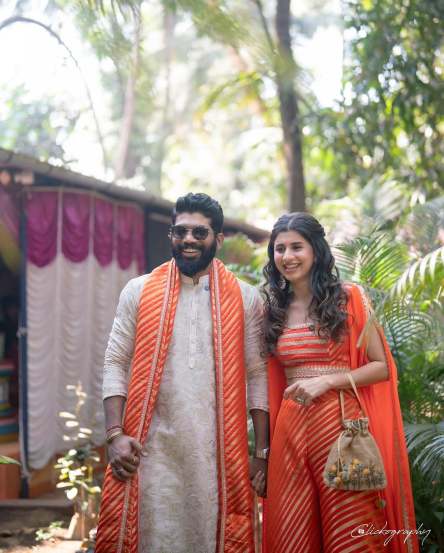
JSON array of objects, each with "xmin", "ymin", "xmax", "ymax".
[{"xmin": 169, "ymin": 225, "xmax": 212, "ymax": 240}]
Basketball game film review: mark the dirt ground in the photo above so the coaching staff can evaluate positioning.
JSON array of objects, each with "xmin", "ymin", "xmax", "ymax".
[
  {"xmin": 0, "ymin": 505, "xmax": 82, "ymax": 553},
  {"xmin": 0, "ymin": 540, "xmax": 82, "ymax": 553}
]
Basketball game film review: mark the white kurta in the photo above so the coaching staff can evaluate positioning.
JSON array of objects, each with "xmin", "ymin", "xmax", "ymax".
[{"xmin": 102, "ymin": 272, "xmax": 268, "ymax": 553}]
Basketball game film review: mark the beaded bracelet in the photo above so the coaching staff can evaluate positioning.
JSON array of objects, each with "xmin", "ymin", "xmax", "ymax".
[{"xmin": 106, "ymin": 423, "xmax": 123, "ymax": 433}]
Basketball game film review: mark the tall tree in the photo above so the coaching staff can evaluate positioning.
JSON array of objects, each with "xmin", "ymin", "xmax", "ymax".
[
  {"xmin": 89, "ymin": 0, "xmax": 308, "ymax": 210},
  {"xmin": 275, "ymin": 0, "xmax": 305, "ymax": 211}
]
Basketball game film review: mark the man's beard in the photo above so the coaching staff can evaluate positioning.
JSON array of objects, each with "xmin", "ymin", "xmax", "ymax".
[{"xmin": 171, "ymin": 239, "xmax": 217, "ymax": 277}]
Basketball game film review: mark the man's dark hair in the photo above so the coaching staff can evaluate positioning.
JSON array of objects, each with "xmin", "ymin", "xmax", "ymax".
[{"xmin": 172, "ymin": 193, "xmax": 224, "ymax": 233}]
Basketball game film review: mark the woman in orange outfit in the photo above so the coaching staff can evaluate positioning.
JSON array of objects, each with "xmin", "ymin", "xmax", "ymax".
[{"xmin": 261, "ymin": 213, "xmax": 418, "ymax": 553}]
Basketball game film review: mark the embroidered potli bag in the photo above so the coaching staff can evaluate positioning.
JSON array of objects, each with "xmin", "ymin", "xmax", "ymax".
[{"xmin": 323, "ymin": 373, "xmax": 387, "ymax": 491}]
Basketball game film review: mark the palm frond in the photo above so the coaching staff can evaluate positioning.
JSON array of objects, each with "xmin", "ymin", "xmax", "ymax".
[
  {"xmin": 404, "ymin": 422, "xmax": 444, "ymax": 487},
  {"xmin": 197, "ymin": 71, "xmax": 265, "ymax": 117},
  {"xmin": 334, "ymin": 232, "xmax": 408, "ymax": 290},
  {"xmin": 384, "ymin": 311, "xmax": 433, "ymax": 354},
  {"xmin": 391, "ymin": 247, "xmax": 444, "ymax": 298},
  {"xmin": 335, "ymin": 231, "xmax": 439, "ymax": 362}
]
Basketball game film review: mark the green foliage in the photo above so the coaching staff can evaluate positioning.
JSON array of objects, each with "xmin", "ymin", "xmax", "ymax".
[
  {"xmin": 197, "ymin": 71, "xmax": 275, "ymax": 125},
  {"xmin": 316, "ymin": 0, "xmax": 444, "ymax": 199},
  {"xmin": 173, "ymin": 0, "xmax": 249, "ymax": 48},
  {"xmin": 218, "ymin": 234, "xmax": 257, "ymax": 265},
  {"xmin": 2, "ymin": 0, "xmax": 442, "ymax": 222},
  {"xmin": 55, "ymin": 445, "xmax": 101, "ymax": 502},
  {"xmin": 335, "ymin": 231, "xmax": 408, "ymax": 289},
  {"xmin": 89, "ymin": 0, "xmax": 252, "ymax": 47},
  {"xmin": 0, "ymin": 85, "xmax": 78, "ymax": 163},
  {"xmin": 398, "ymin": 350, "xmax": 444, "ymax": 424},
  {"xmin": 335, "ymin": 232, "xmax": 439, "ymax": 356},
  {"xmin": 409, "ymin": 466, "xmax": 444, "ymax": 552},
  {"xmin": 393, "ymin": 247, "xmax": 444, "ymax": 297},
  {"xmin": 218, "ymin": 233, "xmax": 267, "ymax": 285},
  {"xmin": 333, "ymin": 202, "xmax": 444, "ymax": 549},
  {"xmin": 405, "ymin": 422, "xmax": 444, "ymax": 486},
  {"xmin": 35, "ymin": 521, "xmax": 63, "ymax": 542}
]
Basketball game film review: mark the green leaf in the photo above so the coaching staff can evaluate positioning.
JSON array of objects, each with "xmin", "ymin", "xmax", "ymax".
[
  {"xmin": 0, "ymin": 455, "xmax": 20, "ymax": 465},
  {"xmin": 392, "ymin": 247, "xmax": 444, "ymax": 297},
  {"xmin": 405, "ymin": 422, "xmax": 444, "ymax": 486}
]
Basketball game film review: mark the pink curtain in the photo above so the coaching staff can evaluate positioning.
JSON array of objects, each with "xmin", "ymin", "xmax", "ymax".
[
  {"xmin": 27, "ymin": 191, "xmax": 58, "ymax": 267},
  {"xmin": 26, "ymin": 190, "xmax": 145, "ymax": 272},
  {"xmin": 62, "ymin": 192, "xmax": 90, "ymax": 263},
  {"xmin": 94, "ymin": 198, "xmax": 113, "ymax": 266}
]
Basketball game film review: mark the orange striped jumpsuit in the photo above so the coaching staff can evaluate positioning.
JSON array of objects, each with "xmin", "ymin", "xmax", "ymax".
[{"xmin": 265, "ymin": 323, "xmax": 388, "ymax": 553}]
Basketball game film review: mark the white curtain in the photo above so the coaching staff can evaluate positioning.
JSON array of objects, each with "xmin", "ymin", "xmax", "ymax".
[
  {"xmin": 27, "ymin": 256, "xmax": 139, "ymax": 469},
  {"xmin": 26, "ymin": 190, "xmax": 142, "ymax": 469}
]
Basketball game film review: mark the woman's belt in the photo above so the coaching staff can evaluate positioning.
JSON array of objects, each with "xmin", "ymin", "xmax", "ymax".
[{"xmin": 284, "ymin": 364, "xmax": 351, "ymax": 380}]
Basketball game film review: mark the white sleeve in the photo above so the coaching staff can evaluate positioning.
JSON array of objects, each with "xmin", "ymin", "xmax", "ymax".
[
  {"xmin": 102, "ymin": 276, "xmax": 145, "ymax": 400},
  {"xmin": 241, "ymin": 283, "xmax": 269, "ymax": 412}
]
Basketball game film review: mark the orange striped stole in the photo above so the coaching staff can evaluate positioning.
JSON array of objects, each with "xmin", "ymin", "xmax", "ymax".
[
  {"xmin": 347, "ymin": 284, "xmax": 419, "ymax": 553},
  {"xmin": 96, "ymin": 259, "xmax": 254, "ymax": 553}
]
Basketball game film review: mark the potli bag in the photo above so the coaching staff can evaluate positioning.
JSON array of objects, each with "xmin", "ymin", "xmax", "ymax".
[{"xmin": 323, "ymin": 373, "xmax": 387, "ymax": 491}]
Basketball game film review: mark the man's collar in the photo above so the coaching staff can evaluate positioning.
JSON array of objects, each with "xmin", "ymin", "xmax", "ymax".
[{"xmin": 180, "ymin": 272, "xmax": 210, "ymax": 286}]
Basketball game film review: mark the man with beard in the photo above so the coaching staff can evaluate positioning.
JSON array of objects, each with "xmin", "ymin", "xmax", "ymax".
[{"xmin": 96, "ymin": 193, "xmax": 269, "ymax": 553}]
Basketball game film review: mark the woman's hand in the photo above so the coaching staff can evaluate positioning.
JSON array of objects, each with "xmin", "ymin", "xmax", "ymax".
[{"xmin": 283, "ymin": 376, "xmax": 331, "ymax": 406}]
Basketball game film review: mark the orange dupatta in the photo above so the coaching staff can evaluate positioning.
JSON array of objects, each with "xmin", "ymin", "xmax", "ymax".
[
  {"xmin": 348, "ymin": 284, "xmax": 418, "ymax": 553},
  {"xmin": 264, "ymin": 283, "xmax": 419, "ymax": 553},
  {"xmin": 96, "ymin": 259, "xmax": 254, "ymax": 553}
]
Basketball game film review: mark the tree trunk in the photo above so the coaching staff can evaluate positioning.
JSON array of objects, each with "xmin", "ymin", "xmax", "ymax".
[
  {"xmin": 114, "ymin": 8, "xmax": 142, "ymax": 180},
  {"xmin": 275, "ymin": 0, "xmax": 305, "ymax": 212}
]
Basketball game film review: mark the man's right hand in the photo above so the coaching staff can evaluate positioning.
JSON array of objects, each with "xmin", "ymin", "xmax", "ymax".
[{"xmin": 108, "ymin": 434, "xmax": 143, "ymax": 482}]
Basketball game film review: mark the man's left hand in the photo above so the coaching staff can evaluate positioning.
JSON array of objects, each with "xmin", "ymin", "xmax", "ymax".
[{"xmin": 250, "ymin": 457, "xmax": 268, "ymax": 498}]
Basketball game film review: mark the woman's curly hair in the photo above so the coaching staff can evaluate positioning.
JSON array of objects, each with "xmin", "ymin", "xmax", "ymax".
[{"xmin": 262, "ymin": 212, "xmax": 348, "ymax": 353}]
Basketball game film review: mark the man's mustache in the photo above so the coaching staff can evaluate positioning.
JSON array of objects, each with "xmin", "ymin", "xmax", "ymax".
[{"xmin": 177, "ymin": 243, "xmax": 204, "ymax": 252}]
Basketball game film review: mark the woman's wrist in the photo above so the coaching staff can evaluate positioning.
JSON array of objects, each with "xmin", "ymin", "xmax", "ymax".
[{"xmin": 324, "ymin": 373, "xmax": 343, "ymax": 390}]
